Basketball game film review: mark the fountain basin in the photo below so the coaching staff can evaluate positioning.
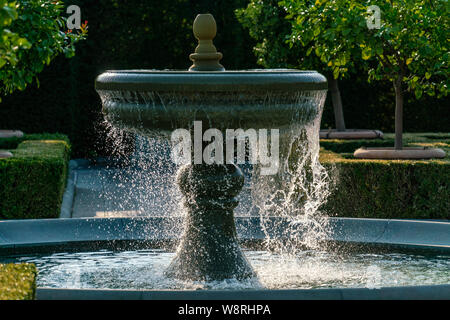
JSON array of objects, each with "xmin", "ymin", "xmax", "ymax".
[
  {"xmin": 81, "ymin": 14, "xmax": 448, "ymax": 296},
  {"xmin": 94, "ymin": 13, "xmax": 332, "ymax": 282},
  {"xmin": 1, "ymin": 217, "xmax": 449, "ymax": 253},
  {"xmin": 1, "ymin": 217, "xmax": 449, "ymax": 299}
]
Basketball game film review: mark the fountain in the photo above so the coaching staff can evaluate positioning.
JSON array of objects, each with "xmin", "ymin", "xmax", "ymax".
[
  {"xmin": 0, "ymin": 14, "xmax": 449, "ymax": 300},
  {"xmin": 95, "ymin": 13, "xmax": 327, "ymax": 281}
]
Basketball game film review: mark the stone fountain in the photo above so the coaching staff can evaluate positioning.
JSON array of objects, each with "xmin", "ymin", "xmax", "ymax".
[
  {"xmin": 0, "ymin": 14, "xmax": 449, "ymax": 301},
  {"xmin": 95, "ymin": 14, "xmax": 327, "ymax": 281}
]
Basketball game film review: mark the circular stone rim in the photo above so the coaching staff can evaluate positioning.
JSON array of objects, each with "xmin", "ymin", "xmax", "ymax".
[{"xmin": 95, "ymin": 69, "xmax": 328, "ymax": 92}]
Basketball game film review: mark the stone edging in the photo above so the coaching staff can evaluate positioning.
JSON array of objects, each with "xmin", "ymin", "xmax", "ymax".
[
  {"xmin": 0, "ymin": 217, "xmax": 449, "ymax": 253},
  {"xmin": 35, "ymin": 284, "xmax": 450, "ymax": 300}
]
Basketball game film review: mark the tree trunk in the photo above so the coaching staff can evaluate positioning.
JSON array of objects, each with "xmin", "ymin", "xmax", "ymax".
[
  {"xmin": 328, "ymin": 77, "xmax": 346, "ymax": 131},
  {"xmin": 393, "ymin": 77, "xmax": 404, "ymax": 150}
]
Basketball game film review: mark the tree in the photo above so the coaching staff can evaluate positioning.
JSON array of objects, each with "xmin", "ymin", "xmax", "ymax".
[
  {"xmin": 0, "ymin": 1, "xmax": 31, "ymax": 71},
  {"xmin": 282, "ymin": 0, "xmax": 449, "ymax": 149},
  {"xmin": 236, "ymin": 0, "xmax": 367, "ymax": 131},
  {"xmin": 236, "ymin": 0, "xmax": 298, "ymax": 69},
  {"xmin": 0, "ymin": 0, "xmax": 87, "ymax": 100}
]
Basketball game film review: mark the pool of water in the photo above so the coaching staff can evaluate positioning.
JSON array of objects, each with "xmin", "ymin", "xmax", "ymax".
[{"xmin": 2, "ymin": 249, "xmax": 449, "ymax": 290}]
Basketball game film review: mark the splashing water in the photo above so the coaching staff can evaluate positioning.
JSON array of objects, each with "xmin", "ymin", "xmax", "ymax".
[
  {"xmin": 87, "ymin": 124, "xmax": 181, "ymax": 218},
  {"xmin": 95, "ymin": 89, "xmax": 332, "ymax": 248},
  {"xmin": 250, "ymin": 90, "xmax": 332, "ymax": 252}
]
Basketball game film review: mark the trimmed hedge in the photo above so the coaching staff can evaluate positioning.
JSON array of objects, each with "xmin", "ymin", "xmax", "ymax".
[
  {"xmin": 0, "ymin": 137, "xmax": 70, "ymax": 219},
  {"xmin": 0, "ymin": 264, "xmax": 36, "ymax": 300},
  {"xmin": 320, "ymin": 135, "xmax": 449, "ymax": 219},
  {"xmin": 0, "ymin": 133, "xmax": 70, "ymax": 150}
]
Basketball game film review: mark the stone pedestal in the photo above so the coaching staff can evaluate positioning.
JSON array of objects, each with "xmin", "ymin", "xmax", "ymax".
[
  {"xmin": 165, "ymin": 163, "xmax": 255, "ymax": 281},
  {"xmin": 320, "ymin": 129, "xmax": 383, "ymax": 140},
  {"xmin": 0, "ymin": 130, "xmax": 24, "ymax": 138},
  {"xmin": 354, "ymin": 147, "xmax": 446, "ymax": 159},
  {"xmin": 0, "ymin": 150, "xmax": 13, "ymax": 159}
]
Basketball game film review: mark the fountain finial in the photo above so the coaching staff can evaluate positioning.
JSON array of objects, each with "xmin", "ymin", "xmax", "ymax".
[{"xmin": 189, "ymin": 14, "xmax": 225, "ymax": 71}]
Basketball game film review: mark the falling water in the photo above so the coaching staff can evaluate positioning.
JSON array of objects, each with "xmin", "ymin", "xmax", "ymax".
[
  {"xmin": 77, "ymin": 118, "xmax": 180, "ymax": 219},
  {"xmin": 3, "ymin": 89, "xmax": 448, "ymax": 290},
  {"xmin": 96, "ymin": 88, "xmax": 332, "ymax": 253},
  {"xmin": 250, "ymin": 90, "xmax": 332, "ymax": 252}
]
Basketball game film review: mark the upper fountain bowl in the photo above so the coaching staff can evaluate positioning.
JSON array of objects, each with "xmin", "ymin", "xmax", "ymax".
[
  {"xmin": 95, "ymin": 69, "xmax": 328, "ymax": 138},
  {"xmin": 95, "ymin": 14, "xmax": 327, "ymax": 138}
]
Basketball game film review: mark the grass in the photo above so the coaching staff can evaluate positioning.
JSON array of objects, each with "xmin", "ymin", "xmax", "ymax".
[{"xmin": 0, "ymin": 264, "xmax": 36, "ymax": 300}]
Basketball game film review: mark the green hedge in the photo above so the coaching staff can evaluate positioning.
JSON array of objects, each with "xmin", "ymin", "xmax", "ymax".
[
  {"xmin": 320, "ymin": 135, "xmax": 449, "ymax": 219},
  {"xmin": 0, "ymin": 264, "xmax": 36, "ymax": 300},
  {"xmin": 0, "ymin": 137, "xmax": 70, "ymax": 219}
]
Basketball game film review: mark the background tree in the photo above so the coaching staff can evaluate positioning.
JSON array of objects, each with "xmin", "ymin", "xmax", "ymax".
[
  {"xmin": 0, "ymin": 1, "xmax": 31, "ymax": 76},
  {"xmin": 282, "ymin": 0, "xmax": 449, "ymax": 149},
  {"xmin": 236, "ymin": 0, "xmax": 298, "ymax": 69},
  {"xmin": 0, "ymin": 0, "xmax": 86, "ymax": 100},
  {"xmin": 236, "ymin": 0, "xmax": 368, "ymax": 131}
]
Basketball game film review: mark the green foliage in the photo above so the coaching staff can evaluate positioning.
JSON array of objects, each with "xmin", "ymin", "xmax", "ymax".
[
  {"xmin": 0, "ymin": 0, "xmax": 86, "ymax": 98},
  {"xmin": 237, "ymin": 0, "xmax": 367, "ymax": 78},
  {"xmin": 0, "ymin": 1, "xmax": 31, "ymax": 70},
  {"xmin": 319, "ymin": 134, "xmax": 450, "ymax": 219},
  {"xmin": 0, "ymin": 0, "xmax": 256, "ymax": 158},
  {"xmin": 320, "ymin": 133, "xmax": 450, "ymax": 154},
  {"xmin": 236, "ymin": 0, "xmax": 298, "ymax": 68},
  {"xmin": 236, "ymin": 0, "xmax": 449, "ymax": 134},
  {"xmin": 282, "ymin": 0, "xmax": 449, "ymax": 96},
  {"xmin": 0, "ymin": 136, "xmax": 70, "ymax": 219},
  {"xmin": 0, "ymin": 1, "xmax": 448, "ymax": 157},
  {"xmin": 0, "ymin": 263, "xmax": 36, "ymax": 300},
  {"xmin": 281, "ymin": 0, "xmax": 369, "ymax": 79}
]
